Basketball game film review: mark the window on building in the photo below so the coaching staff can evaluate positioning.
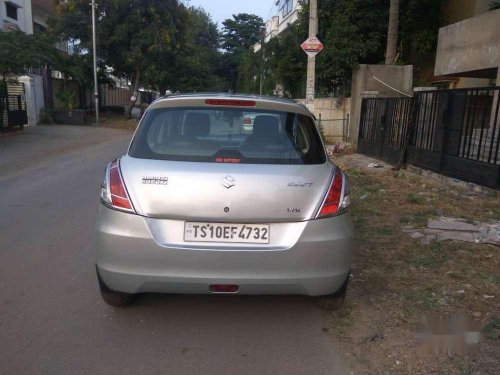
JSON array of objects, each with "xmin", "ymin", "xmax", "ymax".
[
  {"xmin": 34, "ymin": 22, "xmax": 47, "ymax": 33},
  {"xmin": 280, "ymin": 0, "xmax": 293, "ymax": 18},
  {"xmin": 5, "ymin": 2, "xmax": 19, "ymax": 21}
]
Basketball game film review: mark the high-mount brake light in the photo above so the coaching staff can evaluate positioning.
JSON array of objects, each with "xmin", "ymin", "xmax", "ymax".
[
  {"xmin": 205, "ymin": 99, "xmax": 256, "ymax": 107},
  {"xmin": 101, "ymin": 160, "xmax": 135, "ymax": 213},
  {"xmin": 317, "ymin": 168, "xmax": 350, "ymax": 218}
]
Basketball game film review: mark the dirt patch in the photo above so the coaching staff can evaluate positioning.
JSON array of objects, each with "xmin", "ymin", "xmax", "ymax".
[
  {"xmin": 97, "ymin": 112, "xmax": 138, "ymax": 131},
  {"xmin": 326, "ymin": 153, "xmax": 499, "ymax": 374}
]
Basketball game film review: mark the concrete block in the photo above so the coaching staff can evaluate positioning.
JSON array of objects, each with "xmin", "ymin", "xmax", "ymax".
[
  {"xmin": 410, "ymin": 232, "xmax": 424, "ymax": 239},
  {"xmin": 436, "ymin": 231, "xmax": 477, "ymax": 243},
  {"xmin": 427, "ymin": 218, "xmax": 480, "ymax": 232}
]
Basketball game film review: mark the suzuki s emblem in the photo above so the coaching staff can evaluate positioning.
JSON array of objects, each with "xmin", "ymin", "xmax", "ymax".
[{"xmin": 220, "ymin": 175, "xmax": 236, "ymax": 189}]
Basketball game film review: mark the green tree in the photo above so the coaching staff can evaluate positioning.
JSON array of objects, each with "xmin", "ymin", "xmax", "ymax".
[
  {"xmin": 0, "ymin": 30, "xmax": 58, "ymax": 78},
  {"xmin": 0, "ymin": 31, "xmax": 59, "ymax": 128},
  {"xmin": 399, "ymin": 0, "xmax": 445, "ymax": 58},
  {"xmin": 220, "ymin": 13, "xmax": 264, "ymax": 91},
  {"xmin": 50, "ymin": 0, "xmax": 226, "ymax": 117},
  {"xmin": 238, "ymin": 0, "xmax": 445, "ymax": 98},
  {"xmin": 236, "ymin": 49, "xmax": 261, "ymax": 94},
  {"xmin": 157, "ymin": 6, "xmax": 223, "ymax": 93},
  {"xmin": 489, "ymin": 1, "xmax": 500, "ymax": 10},
  {"xmin": 221, "ymin": 13, "xmax": 264, "ymax": 53},
  {"xmin": 51, "ymin": 0, "xmax": 188, "ymax": 118}
]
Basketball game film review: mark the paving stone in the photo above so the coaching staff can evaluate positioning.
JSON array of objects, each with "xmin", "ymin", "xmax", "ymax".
[
  {"xmin": 401, "ymin": 225, "xmax": 414, "ymax": 230},
  {"xmin": 436, "ymin": 231, "xmax": 476, "ymax": 243},
  {"xmin": 427, "ymin": 217, "xmax": 480, "ymax": 232},
  {"xmin": 423, "ymin": 228, "xmax": 442, "ymax": 235},
  {"xmin": 420, "ymin": 235, "xmax": 435, "ymax": 245},
  {"xmin": 480, "ymin": 225, "xmax": 500, "ymax": 246},
  {"xmin": 410, "ymin": 232, "xmax": 424, "ymax": 239}
]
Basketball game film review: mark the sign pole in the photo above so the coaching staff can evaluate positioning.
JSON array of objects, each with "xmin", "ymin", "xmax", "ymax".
[
  {"xmin": 305, "ymin": 0, "xmax": 318, "ymax": 112},
  {"xmin": 91, "ymin": 0, "xmax": 99, "ymax": 125}
]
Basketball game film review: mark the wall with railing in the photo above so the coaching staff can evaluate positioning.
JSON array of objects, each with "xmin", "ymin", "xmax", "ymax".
[{"xmin": 357, "ymin": 86, "xmax": 500, "ymax": 189}]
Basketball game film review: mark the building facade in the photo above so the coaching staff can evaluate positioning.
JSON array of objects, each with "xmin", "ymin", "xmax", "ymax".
[
  {"xmin": 418, "ymin": 0, "xmax": 499, "ymax": 88},
  {"xmin": 1, "ymin": 0, "xmax": 62, "ymax": 126},
  {"xmin": 434, "ymin": 7, "xmax": 500, "ymax": 87},
  {"xmin": 0, "ymin": 0, "xmax": 33, "ymax": 33},
  {"xmin": 254, "ymin": 0, "xmax": 302, "ymax": 52}
]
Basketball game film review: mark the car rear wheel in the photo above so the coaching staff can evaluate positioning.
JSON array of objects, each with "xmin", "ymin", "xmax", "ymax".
[
  {"xmin": 96, "ymin": 268, "xmax": 134, "ymax": 307},
  {"xmin": 315, "ymin": 272, "xmax": 350, "ymax": 311}
]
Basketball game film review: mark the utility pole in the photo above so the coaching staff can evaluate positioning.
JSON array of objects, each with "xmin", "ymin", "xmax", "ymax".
[
  {"xmin": 305, "ymin": 0, "xmax": 318, "ymax": 112},
  {"xmin": 259, "ymin": 28, "xmax": 265, "ymax": 95},
  {"xmin": 91, "ymin": 0, "xmax": 99, "ymax": 125}
]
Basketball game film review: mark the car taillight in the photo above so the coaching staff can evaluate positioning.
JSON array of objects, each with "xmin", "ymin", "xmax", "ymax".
[
  {"xmin": 317, "ymin": 168, "xmax": 350, "ymax": 218},
  {"xmin": 205, "ymin": 99, "xmax": 256, "ymax": 107},
  {"xmin": 100, "ymin": 160, "xmax": 135, "ymax": 213}
]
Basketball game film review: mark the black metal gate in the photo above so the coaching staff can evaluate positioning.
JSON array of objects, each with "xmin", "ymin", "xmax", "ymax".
[
  {"xmin": 0, "ymin": 82, "xmax": 27, "ymax": 129},
  {"xmin": 357, "ymin": 97, "xmax": 412, "ymax": 164},
  {"xmin": 358, "ymin": 87, "xmax": 500, "ymax": 189}
]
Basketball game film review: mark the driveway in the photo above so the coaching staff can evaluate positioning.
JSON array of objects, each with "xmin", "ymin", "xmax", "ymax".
[{"xmin": 0, "ymin": 126, "xmax": 344, "ymax": 374}]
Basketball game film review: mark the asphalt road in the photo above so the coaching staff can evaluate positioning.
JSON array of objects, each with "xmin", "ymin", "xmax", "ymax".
[{"xmin": 0, "ymin": 126, "xmax": 344, "ymax": 375}]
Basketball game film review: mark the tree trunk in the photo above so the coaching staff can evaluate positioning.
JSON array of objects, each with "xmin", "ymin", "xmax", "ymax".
[
  {"xmin": 385, "ymin": 0, "xmax": 399, "ymax": 65},
  {"xmin": 125, "ymin": 70, "xmax": 141, "ymax": 119},
  {"xmin": 0, "ymin": 75, "xmax": 6, "ymax": 129}
]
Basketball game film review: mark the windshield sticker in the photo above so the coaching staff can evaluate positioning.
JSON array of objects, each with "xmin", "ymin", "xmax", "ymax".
[{"xmin": 215, "ymin": 157, "xmax": 241, "ymax": 163}]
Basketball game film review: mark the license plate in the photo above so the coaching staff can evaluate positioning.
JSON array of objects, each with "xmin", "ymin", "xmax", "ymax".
[{"xmin": 184, "ymin": 222, "xmax": 270, "ymax": 244}]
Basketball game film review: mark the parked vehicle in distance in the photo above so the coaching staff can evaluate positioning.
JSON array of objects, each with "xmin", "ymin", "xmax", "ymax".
[
  {"xmin": 242, "ymin": 113, "xmax": 257, "ymax": 133},
  {"xmin": 95, "ymin": 93, "xmax": 353, "ymax": 309}
]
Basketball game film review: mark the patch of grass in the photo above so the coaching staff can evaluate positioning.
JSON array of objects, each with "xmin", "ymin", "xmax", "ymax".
[
  {"xmin": 399, "ymin": 216, "xmax": 411, "ymax": 224},
  {"xmin": 377, "ymin": 226, "xmax": 397, "ymax": 236},
  {"xmin": 399, "ymin": 209, "xmax": 436, "ymax": 226},
  {"xmin": 411, "ymin": 241, "xmax": 445, "ymax": 269},
  {"xmin": 415, "ymin": 290, "xmax": 442, "ymax": 309},
  {"xmin": 346, "ymin": 167, "xmax": 364, "ymax": 177},
  {"xmin": 332, "ymin": 154, "xmax": 500, "ymax": 374},
  {"xmin": 364, "ymin": 185, "xmax": 383, "ymax": 193},
  {"xmin": 481, "ymin": 274, "xmax": 500, "ymax": 285},
  {"xmin": 406, "ymin": 192, "xmax": 424, "ymax": 204},
  {"xmin": 353, "ymin": 216, "xmax": 367, "ymax": 226},
  {"xmin": 327, "ymin": 303, "xmax": 355, "ymax": 340},
  {"xmin": 482, "ymin": 316, "xmax": 500, "ymax": 341}
]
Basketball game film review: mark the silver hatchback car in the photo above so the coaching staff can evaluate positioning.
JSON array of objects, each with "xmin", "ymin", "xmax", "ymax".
[{"xmin": 95, "ymin": 94, "xmax": 353, "ymax": 308}]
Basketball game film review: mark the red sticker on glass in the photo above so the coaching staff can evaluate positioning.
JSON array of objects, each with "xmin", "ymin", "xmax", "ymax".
[{"xmin": 215, "ymin": 157, "xmax": 241, "ymax": 163}]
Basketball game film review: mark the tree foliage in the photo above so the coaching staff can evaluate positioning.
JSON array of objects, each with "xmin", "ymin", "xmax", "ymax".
[
  {"xmin": 49, "ymin": 0, "xmax": 224, "ymax": 116},
  {"xmin": 0, "ymin": 31, "xmax": 59, "ymax": 78},
  {"xmin": 237, "ymin": 0, "xmax": 445, "ymax": 97},
  {"xmin": 490, "ymin": 1, "xmax": 500, "ymax": 10},
  {"xmin": 161, "ymin": 6, "xmax": 224, "ymax": 92},
  {"xmin": 221, "ymin": 13, "xmax": 264, "ymax": 54},
  {"xmin": 220, "ymin": 13, "xmax": 264, "ymax": 91}
]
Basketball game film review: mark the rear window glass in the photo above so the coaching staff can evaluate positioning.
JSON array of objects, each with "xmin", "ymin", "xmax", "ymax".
[{"xmin": 128, "ymin": 107, "xmax": 326, "ymax": 164}]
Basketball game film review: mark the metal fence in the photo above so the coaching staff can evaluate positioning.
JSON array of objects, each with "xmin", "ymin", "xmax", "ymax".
[
  {"xmin": 0, "ymin": 82, "xmax": 27, "ymax": 129},
  {"xmin": 317, "ymin": 115, "xmax": 350, "ymax": 144},
  {"xmin": 357, "ymin": 86, "xmax": 500, "ymax": 189}
]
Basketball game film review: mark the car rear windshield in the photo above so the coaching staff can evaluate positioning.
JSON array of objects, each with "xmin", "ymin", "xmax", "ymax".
[{"xmin": 128, "ymin": 107, "xmax": 326, "ymax": 164}]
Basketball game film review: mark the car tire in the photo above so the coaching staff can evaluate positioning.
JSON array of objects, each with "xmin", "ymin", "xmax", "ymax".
[
  {"xmin": 315, "ymin": 271, "xmax": 350, "ymax": 311},
  {"xmin": 96, "ymin": 268, "xmax": 134, "ymax": 307}
]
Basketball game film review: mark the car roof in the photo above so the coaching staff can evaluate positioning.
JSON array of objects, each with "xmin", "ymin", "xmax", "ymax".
[{"xmin": 148, "ymin": 92, "xmax": 312, "ymax": 116}]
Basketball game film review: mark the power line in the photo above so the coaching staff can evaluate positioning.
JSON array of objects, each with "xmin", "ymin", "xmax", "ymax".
[{"xmin": 265, "ymin": 0, "xmax": 278, "ymax": 21}]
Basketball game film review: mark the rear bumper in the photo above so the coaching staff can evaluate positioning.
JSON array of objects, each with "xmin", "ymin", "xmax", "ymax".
[{"xmin": 95, "ymin": 205, "xmax": 353, "ymax": 296}]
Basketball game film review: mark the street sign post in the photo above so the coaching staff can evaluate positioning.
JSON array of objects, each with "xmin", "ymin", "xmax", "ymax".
[{"xmin": 301, "ymin": 37, "xmax": 324, "ymax": 58}]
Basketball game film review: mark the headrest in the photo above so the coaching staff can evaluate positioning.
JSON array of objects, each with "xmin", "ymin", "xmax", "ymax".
[
  {"xmin": 252, "ymin": 115, "xmax": 280, "ymax": 138},
  {"xmin": 184, "ymin": 113, "xmax": 210, "ymax": 137}
]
